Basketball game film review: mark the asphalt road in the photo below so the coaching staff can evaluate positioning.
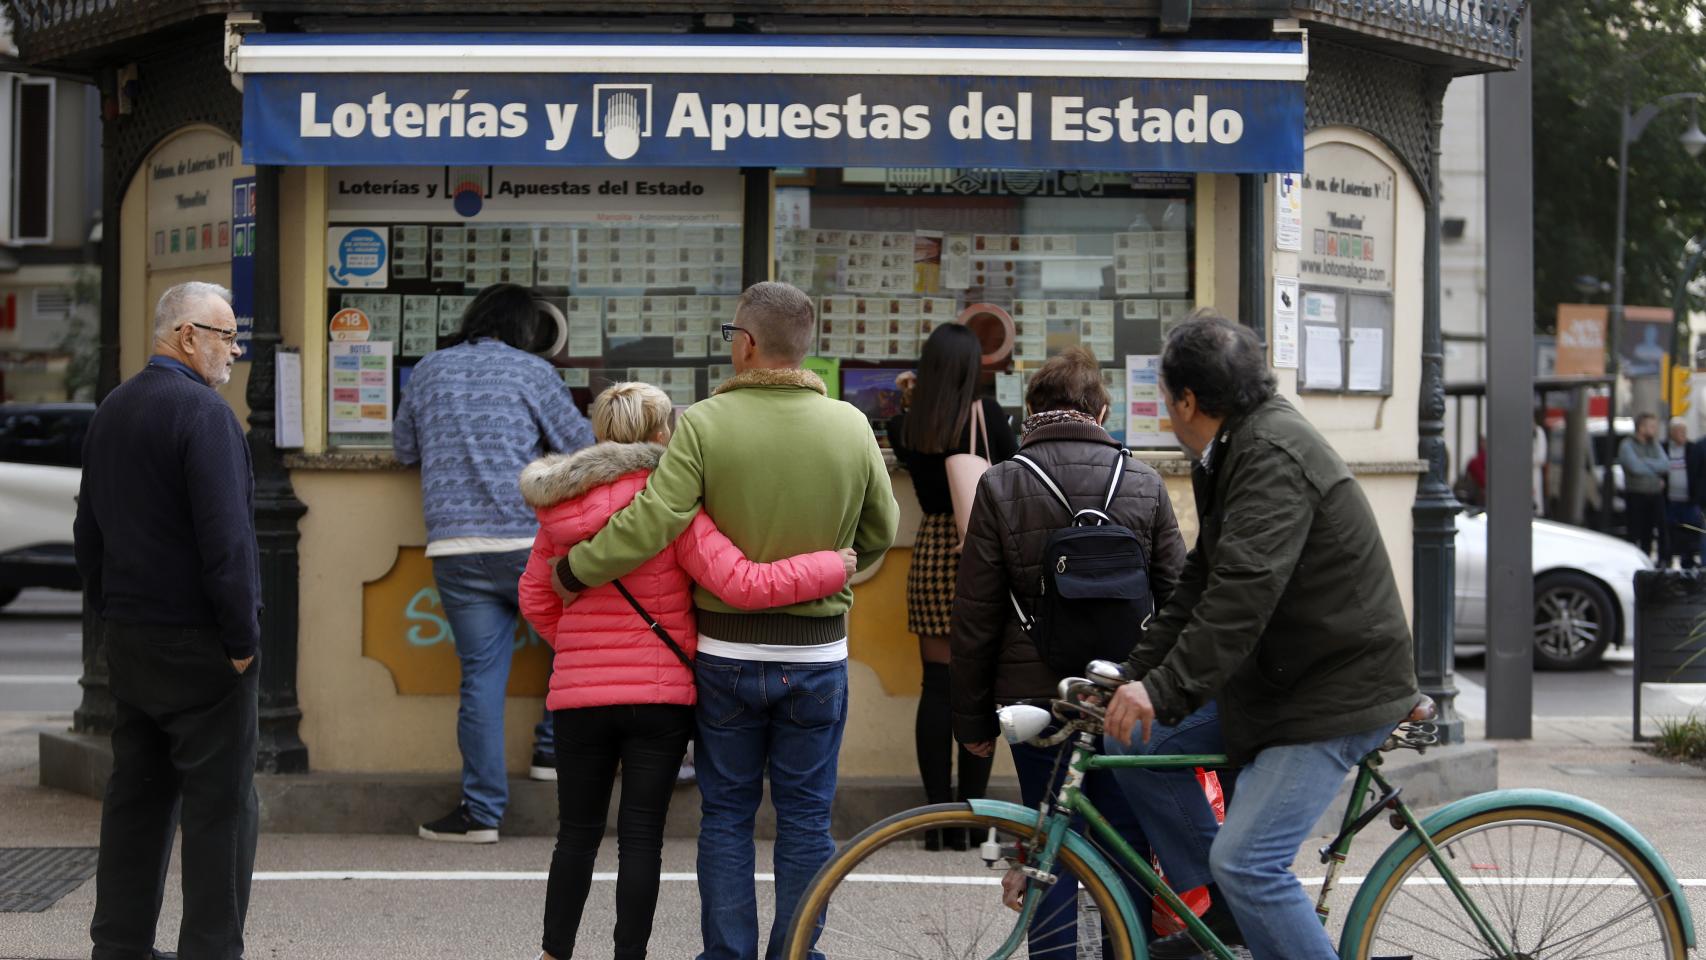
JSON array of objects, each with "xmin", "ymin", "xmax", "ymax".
[
  {"xmin": 1456, "ymin": 644, "xmax": 1706, "ymax": 723},
  {"xmin": 0, "ymin": 590, "xmax": 82, "ymax": 714}
]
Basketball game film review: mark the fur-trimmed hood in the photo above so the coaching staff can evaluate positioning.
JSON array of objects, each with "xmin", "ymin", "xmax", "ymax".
[
  {"xmin": 713, "ymin": 367, "xmax": 826, "ymax": 397},
  {"xmin": 520, "ymin": 442, "xmax": 665, "ymax": 509}
]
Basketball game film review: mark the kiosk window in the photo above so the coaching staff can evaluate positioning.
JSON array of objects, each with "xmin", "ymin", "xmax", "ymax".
[{"xmin": 774, "ymin": 168, "xmax": 1194, "ymax": 447}]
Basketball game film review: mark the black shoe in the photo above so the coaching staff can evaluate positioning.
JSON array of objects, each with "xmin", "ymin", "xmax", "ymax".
[
  {"xmin": 418, "ymin": 804, "xmax": 499, "ymax": 844},
  {"xmin": 529, "ymin": 750, "xmax": 557, "ymax": 782},
  {"xmin": 1147, "ymin": 898, "xmax": 1245, "ymax": 959},
  {"xmin": 924, "ymin": 828, "xmax": 944, "ymax": 851},
  {"xmin": 942, "ymin": 827, "xmax": 969, "ymax": 851}
]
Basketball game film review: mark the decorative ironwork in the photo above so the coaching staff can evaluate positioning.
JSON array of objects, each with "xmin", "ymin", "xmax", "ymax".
[
  {"xmin": 5, "ymin": 0, "xmax": 1525, "ymax": 71},
  {"xmin": 1297, "ymin": 0, "xmax": 1526, "ymax": 67},
  {"xmin": 1306, "ymin": 39, "xmax": 1436, "ymax": 202}
]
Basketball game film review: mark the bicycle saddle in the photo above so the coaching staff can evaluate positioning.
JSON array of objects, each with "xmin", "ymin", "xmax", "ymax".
[{"xmin": 1406, "ymin": 695, "xmax": 1436, "ymax": 723}]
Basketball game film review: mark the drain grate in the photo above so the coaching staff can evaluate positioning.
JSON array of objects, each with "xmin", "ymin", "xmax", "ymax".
[{"xmin": 0, "ymin": 847, "xmax": 100, "ymax": 912}]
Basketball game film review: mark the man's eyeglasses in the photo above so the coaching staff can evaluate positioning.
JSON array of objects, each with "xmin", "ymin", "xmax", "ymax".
[
  {"xmin": 179, "ymin": 321, "xmax": 239, "ymax": 344},
  {"xmin": 720, "ymin": 324, "xmax": 752, "ymax": 344}
]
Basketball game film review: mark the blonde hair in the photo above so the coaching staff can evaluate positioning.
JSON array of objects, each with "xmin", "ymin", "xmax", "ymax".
[{"xmin": 590, "ymin": 381, "xmax": 674, "ymax": 444}]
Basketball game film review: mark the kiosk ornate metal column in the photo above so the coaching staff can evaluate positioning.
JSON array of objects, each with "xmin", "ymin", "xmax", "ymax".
[
  {"xmin": 1411, "ymin": 70, "xmax": 1464, "ymax": 743},
  {"xmin": 244, "ymin": 164, "xmax": 310, "ymax": 773}
]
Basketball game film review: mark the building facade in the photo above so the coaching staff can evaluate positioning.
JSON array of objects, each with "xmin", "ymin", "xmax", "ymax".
[{"xmin": 7, "ymin": 0, "xmax": 1524, "ymax": 795}]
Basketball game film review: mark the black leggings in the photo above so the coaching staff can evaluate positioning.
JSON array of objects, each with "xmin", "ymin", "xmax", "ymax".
[
  {"xmin": 542, "ymin": 704, "xmax": 694, "ymax": 960},
  {"xmin": 916, "ymin": 662, "xmax": 993, "ymax": 807}
]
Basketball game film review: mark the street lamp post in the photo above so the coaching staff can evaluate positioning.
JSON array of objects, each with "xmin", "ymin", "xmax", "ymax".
[{"xmin": 1602, "ymin": 92, "xmax": 1706, "ymax": 530}]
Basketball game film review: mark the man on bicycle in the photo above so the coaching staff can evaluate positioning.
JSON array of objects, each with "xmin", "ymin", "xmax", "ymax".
[{"xmin": 1105, "ymin": 310, "xmax": 1420, "ymax": 960}]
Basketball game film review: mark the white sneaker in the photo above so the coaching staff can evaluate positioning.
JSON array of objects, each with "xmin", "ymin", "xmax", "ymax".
[{"xmin": 530, "ymin": 751, "xmax": 558, "ymax": 782}]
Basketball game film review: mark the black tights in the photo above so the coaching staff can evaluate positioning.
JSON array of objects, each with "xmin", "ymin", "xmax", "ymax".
[
  {"xmin": 542, "ymin": 704, "xmax": 694, "ymax": 960},
  {"xmin": 916, "ymin": 662, "xmax": 993, "ymax": 817}
]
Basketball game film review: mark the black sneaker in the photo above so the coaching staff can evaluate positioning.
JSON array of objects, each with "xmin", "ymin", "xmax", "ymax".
[
  {"xmin": 529, "ymin": 750, "xmax": 557, "ymax": 782},
  {"xmin": 418, "ymin": 804, "xmax": 499, "ymax": 844},
  {"xmin": 1147, "ymin": 897, "xmax": 1245, "ymax": 959}
]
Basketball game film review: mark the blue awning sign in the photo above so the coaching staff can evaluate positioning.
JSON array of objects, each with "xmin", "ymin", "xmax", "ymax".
[{"xmin": 238, "ymin": 35, "xmax": 1306, "ymax": 172}]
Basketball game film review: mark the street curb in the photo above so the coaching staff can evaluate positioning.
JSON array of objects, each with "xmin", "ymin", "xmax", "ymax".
[{"xmin": 39, "ymin": 730, "xmax": 1495, "ymax": 839}]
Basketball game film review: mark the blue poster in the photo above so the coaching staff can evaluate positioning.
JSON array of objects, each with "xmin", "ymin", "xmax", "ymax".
[
  {"xmin": 240, "ymin": 36, "xmax": 1304, "ymax": 173},
  {"xmin": 230, "ymin": 176, "xmax": 256, "ymax": 361}
]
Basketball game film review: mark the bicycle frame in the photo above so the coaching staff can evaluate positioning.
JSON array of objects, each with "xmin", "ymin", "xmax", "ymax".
[{"xmin": 1001, "ymin": 733, "xmax": 1516, "ymax": 960}]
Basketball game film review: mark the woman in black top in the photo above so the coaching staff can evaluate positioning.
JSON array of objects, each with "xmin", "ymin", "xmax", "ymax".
[{"xmin": 887, "ymin": 323, "xmax": 1017, "ymax": 850}]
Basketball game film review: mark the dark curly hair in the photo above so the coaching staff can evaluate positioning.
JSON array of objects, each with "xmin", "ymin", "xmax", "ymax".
[{"xmin": 1159, "ymin": 309, "xmax": 1276, "ymax": 418}]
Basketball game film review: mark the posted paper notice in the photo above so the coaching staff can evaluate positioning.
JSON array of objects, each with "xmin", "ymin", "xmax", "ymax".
[
  {"xmin": 329, "ymin": 341, "xmax": 393, "ymax": 433},
  {"xmin": 1273, "ymin": 276, "xmax": 1299, "ymax": 369},
  {"xmin": 1303, "ymin": 325, "xmax": 1343, "ymax": 390},
  {"xmin": 1349, "ymin": 327, "xmax": 1385, "ymax": 391}
]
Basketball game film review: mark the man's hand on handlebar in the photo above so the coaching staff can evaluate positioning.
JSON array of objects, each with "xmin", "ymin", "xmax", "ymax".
[{"xmin": 1104, "ymin": 680, "xmax": 1156, "ymax": 746}]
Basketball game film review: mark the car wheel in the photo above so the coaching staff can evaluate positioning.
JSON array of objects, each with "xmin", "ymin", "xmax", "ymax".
[
  {"xmin": 0, "ymin": 586, "xmax": 19, "ymax": 609},
  {"xmin": 1532, "ymin": 572, "xmax": 1614, "ymax": 671}
]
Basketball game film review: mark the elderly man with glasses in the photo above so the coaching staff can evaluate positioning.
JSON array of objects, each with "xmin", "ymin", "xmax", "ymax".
[{"xmin": 74, "ymin": 281, "xmax": 260, "ymax": 960}]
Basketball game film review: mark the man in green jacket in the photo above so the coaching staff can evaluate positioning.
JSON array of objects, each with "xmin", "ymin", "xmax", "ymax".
[
  {"xmin": 554, "ymin": 281, "xmax": 898, "ymax": 960},
  {"xmin": 1104, "ymin": 311, "xmax": 1419, "ymax": 960}
]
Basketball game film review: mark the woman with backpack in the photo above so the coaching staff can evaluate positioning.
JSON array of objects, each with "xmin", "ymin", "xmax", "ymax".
[
  {"xmin": 887, "ymin": 323, "xmax": 1017, "ymax": 850},
  {"xmin": 516, "ymin": 382, "xmax": 856, "ymax": 960},
  {"xmin": 948, "ymin": 347, "xmax": 1187, "ymax": 958}
]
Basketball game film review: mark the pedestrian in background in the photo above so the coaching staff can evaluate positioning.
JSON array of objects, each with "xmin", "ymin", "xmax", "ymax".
[
  {"xmin": 552, "ymin": 282, "xmax": 899, "ymax": 960},
  {"xmin": 1619, "ymin": 412, "xmax": 1669, "ymax": 561},
  {"xmin": 1664, "ymin": 417, "xmax": 1706, "ymax": 568},
  {"xmin": 75, "ymin": 281, "xmax": 258, "ymax": 960},
  {"xmin": 887, "ymin": 324, "xmax": 1014, "ymax": 850},
  {"xmin": 394, "ymin": 283, "xmax": 595, "ymax": 843},
  {"xmin": 518, "ymin": 381, "xmax": 853, "ymax": 960}
]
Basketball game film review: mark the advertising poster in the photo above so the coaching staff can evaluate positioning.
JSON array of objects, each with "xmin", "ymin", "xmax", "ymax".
[
  {"xmin": 229, "ymin": 176, "xmax": 257, "ymax": 360},
  {"xmin": 1274, "ymin": 172, "xmax": 1303, "ymax": 252},
  {"xmin": 328, "ymin": 341, "xmax": 394, "ymax": 433},
  {"xmin": 327, "ymin": 226, "xmax": 390, "ymax": 288},
  {"xmin": 1299, "ymin": 143, "xmax": 1395, "ymax": 293},
  {"xmin": 1123, "ymin": 354, "xmax": 1173, "ymax": 449},
  {"xmin": 1272, "ymin": 275, "xmax": 1299, "ymax": 368},
  {"xmin": 1554, "ymin": 303, "xmax": 1608, "ymax": 378}
]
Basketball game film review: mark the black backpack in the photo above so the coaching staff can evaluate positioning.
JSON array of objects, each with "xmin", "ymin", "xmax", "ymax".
[{"xmin": 1007, "ymin": 450, "xmax": 1154, "ymax": 677}]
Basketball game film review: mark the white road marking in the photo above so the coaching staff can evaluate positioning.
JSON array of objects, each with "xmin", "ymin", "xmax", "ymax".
[
  {"xmin": 0, "ymin": 674, "xmax": 79, "ymax": 683},
  {"xmin": 252, "ymin": 870, "xmax": 1706, "ymax": 887}
]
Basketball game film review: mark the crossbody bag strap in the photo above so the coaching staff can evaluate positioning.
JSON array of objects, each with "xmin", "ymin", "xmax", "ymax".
[{"xmin": 612, "ymin": 579, "xmax": 694, "ymax": 671}]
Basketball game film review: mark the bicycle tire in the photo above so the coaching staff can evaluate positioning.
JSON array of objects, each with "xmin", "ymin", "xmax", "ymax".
[
  {"xmin": 780, "ymin": 804, "xmax": 1138, "ymax": 960},
  {"xmin": 1347, "ymin": 806, "xmax": 1687, "ymax": 959}
]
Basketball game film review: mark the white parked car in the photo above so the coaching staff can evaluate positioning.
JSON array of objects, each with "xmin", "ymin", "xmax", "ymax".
[
  {"xmin": 0, "ymin": 404, "xmax": 92, "ymax": 609},
  {"xmin": 1453, "ymin": 509, "xmax": 1650, "ymax": 670}
]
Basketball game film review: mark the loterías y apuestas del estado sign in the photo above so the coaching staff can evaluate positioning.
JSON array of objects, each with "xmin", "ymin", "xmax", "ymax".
[{"xmin": 236, "ymin": 35, "xmax": 1305, "ymax": 173}]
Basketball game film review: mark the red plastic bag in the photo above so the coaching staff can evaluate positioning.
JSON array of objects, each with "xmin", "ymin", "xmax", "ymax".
[{"xmin": 1149, "ymin": 767, "xmax": 1226, "ymax": 936}]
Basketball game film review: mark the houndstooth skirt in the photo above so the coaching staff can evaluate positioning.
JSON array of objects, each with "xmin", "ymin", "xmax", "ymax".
[{"xmin": 908, "ymin": 511, "xmax": 960, "ymax": 637}]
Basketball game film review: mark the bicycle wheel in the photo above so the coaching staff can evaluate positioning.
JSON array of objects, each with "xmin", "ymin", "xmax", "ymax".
[
  {"xmin": 1349, "ymin": 807, "xmax": 1688, "ymax": 959},
  {"xmin": 780, "ymin": 804, "xmax": 1137, "ymax": 960}
]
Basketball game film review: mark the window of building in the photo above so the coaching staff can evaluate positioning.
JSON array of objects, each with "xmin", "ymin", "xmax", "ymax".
[{"xmin": 12, "ymin": 78, "xmax": 55, "ymax": 244}]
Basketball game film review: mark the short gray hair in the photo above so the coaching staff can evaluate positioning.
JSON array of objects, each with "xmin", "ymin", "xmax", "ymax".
[
  {"xmin": 735, "ymin": 281, "xmax": 815, "ymax": 364},
  {"xmin": 153, "ymin": 281, "xmax": 233, "ymax": 341}
]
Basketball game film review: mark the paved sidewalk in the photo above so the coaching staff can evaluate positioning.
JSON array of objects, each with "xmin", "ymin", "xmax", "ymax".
[{"xmin": 4, "ymin": 710, "xmax": 1704, "ymax": 959}]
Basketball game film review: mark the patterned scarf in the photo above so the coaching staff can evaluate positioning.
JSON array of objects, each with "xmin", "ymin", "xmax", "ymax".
[{"xmin": 1022, "ymin": 409, "xmax": 1102, "ymax": 436}]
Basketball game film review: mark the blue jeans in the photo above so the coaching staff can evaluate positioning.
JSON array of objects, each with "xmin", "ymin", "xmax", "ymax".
[
  {"xmin": 1102, "ymin": 702, "xmax": 1229, "ymax": 894},
  {"xmin": 693, "ymin": 652, "xmax": 848, "ymax": 960},
  {"xmin": 431, "ymin": 550, "xmax": 554, "ymax": 828},
  {"xmin": 1010, "ymin": 739, "xmax": 1150, "ymax": 959},
  {"xmin": 1208, "ymin": 724, "xmax": 1394, "ymax": 960}
]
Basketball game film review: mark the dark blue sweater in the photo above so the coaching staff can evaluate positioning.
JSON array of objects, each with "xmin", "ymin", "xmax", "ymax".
[{"xmin": 74, "ymin": 357, "xmax": 261, "ymax": 658}]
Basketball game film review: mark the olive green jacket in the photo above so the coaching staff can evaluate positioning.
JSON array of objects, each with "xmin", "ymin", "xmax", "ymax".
[{"xmin": 1126, "ymin": 395, "xmax": 1418, "ymax": 763}]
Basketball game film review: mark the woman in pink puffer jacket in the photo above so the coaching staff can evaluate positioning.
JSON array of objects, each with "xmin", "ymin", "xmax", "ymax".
[{"xmin": 517, "ymin": 381, "xmax": 851, "ymax": 960}]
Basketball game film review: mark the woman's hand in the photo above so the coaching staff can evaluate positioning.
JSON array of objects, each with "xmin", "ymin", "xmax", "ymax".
[
  {"xmin": 838, "ymin": 548, "xmax": 859, "ymax": 581},
  {"xmin": 964, "ymin": 740, "xmax": 996, "ymax": 758}
]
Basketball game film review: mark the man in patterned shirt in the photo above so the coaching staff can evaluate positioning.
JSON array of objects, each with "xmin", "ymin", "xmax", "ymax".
[{"xmin": 394, "ymin": 283, "xmax": 594, "ymax": 843}]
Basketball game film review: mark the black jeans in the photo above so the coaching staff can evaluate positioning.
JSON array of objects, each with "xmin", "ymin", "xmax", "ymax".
[
  {"xmin": 543, "ymin": 704, "xmax": 695, "ymax": 960},
  {"xmin": 91, "ymin": 622, "xmax": 259, "ymax": 960},
  {"xmin": 1628, "ymin": 490, "xmax": 1669, "ymax": 561}
]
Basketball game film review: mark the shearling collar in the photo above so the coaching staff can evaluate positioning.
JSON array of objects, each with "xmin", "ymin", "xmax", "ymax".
[
  {"xmin": 520, "ymin": 442, "xmax": 664, "ymax": 508},
  {"xmin": 712, "ymin": 367, "xmax": 827, "ymax": 397}
]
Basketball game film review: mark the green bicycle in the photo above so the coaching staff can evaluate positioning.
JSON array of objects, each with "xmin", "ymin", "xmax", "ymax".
[{"xmin": 783, "ymin": 661, "xmax": 1696, "ymax": 959}]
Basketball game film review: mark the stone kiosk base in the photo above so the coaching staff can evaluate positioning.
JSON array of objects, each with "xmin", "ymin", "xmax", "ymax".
[{"xmin": 40, "ymin": 728, "xmax": 1496, "ymax": 839}]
